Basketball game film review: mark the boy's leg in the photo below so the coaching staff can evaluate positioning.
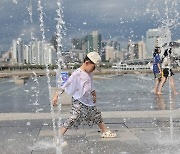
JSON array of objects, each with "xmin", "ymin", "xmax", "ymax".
[
  {"xmin": 97, "ymin": 122, "xmax": 108, "ymax": 133},
  {"xmin": 60, "ymin": 99, "xmax": 82, "ymax": 136},
  {"xmin": 60, "ymin": 127, "xmax": 68, "ymax": 135}
]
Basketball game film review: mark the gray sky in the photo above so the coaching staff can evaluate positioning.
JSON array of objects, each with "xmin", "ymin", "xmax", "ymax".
[{"xmin": 0, "ymin": 0, "xmax": 179, "ymax": 52}]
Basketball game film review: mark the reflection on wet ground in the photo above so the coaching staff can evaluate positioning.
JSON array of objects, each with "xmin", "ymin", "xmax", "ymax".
[
  {"xmin": 96, "ymin": 73, "xmax": 180, "ymax": 111},
  {"xmin": 0, "ymin": 73, "xmax": 179, "ymax": 113},
  {"xmin": 0, "ymin": 72, "xmax": 180, "ymax": 154}
]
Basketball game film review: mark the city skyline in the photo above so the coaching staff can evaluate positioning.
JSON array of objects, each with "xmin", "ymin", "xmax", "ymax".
[{"xmin": 0, "ymin": 0, "xmax": 179, "ymax": 53}]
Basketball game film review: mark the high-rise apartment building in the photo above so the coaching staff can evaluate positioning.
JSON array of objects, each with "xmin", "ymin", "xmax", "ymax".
[
  {"xmin": 23, "ymin": 45, "xmax": 29, "ymax": 64},
  {"xmin": 138, "ymin": 41, "xmax": 146, "ymax": 60},
  {"xmin": 109, "ymin": 41, "xmax": 121, "ymax": 51},
  {"xmin": 146, "ymin": 27, "xmax": 171, "ymax": 58},
  {"xmin": 85, "ymin": 31, "xmax": 101, "ymax": 53},
  {"xmin": 12, "ymin": 38, "xmax": 24, "ymax": 64},
  {"xmin": 127, "ymin": 40, "xmax": 146, "ymax": 60},
  {"xmin": 72, "ymin": 37, "xmax": 82, "ymax": 50},
  {"xmin": 11, "ymin": 38, "xmax": 56, "ymax": 65},
  {"xmin": 31, "ymin": 39, "xmax": 42, "ymax": 64},
  {"xmin": 105, "ymin": 46, "xmax": 114, "ymax": 62},
  {"xmin": 30, "ymin": 40, "xmax": 56, "ymax": 65},
  {"xmin": 92, "ymin": 31, "xmax": 101, "ymax": 53},
  {"xmin": 43, "ymin": 42, "xmax": 56, "ymax": 65}
]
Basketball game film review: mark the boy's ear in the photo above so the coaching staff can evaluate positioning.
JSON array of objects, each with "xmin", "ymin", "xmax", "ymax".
[{"xmin": 85, "ymin": 61, "xmax": 89, "ymax": 64}]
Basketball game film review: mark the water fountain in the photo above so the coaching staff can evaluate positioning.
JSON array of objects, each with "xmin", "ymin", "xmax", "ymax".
[
  {"xmin": 36, "ymin": 0, "xmax": 65, "ymax": 153},
  {"xmin": 26, "ymin": 0, "xmax": 65, "ymax": 153},
  {"xmin": 31, "ymin": 1, "xmax": 179, "ymax": 153},
  {"xmin": 146, "ymin": 0, "xmax": 180, "ymax": 148},
  {"xmin": 27, "ymin": 0, "xmax": 35, "ymax": 41},
  {"xmin": 31, "ymin": 71, "xmax": 40, "ymax": 106},
  {"xmin": 1, "ymin": 0, "xmax": 180, "ymax": 153},
  {"xmin": 53, "ymin": 0, "xmax": 66, "ymax": 153}
]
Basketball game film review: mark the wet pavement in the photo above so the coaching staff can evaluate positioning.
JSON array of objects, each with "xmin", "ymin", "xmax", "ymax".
[{"xmin": 0, "ymin": 73, "xmax": 180, "ymax": 154}]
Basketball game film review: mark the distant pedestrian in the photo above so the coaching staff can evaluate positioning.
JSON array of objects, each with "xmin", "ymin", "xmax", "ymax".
[
  {"xmin": 52, "ymin": 52, "xmax": 117, "ymax": 146},
  {"xmin": 158, "ymin": 48, "xmax": 178, "ymax": 95},
  {"xmin": 152, "ymin": 47, "xmax": 162, "ymax": 94}
]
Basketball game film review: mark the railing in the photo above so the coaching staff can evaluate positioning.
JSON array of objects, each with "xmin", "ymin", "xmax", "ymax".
[{"xmin": 112, "ymin": 64, "xmax": 150, "ymax": 70}]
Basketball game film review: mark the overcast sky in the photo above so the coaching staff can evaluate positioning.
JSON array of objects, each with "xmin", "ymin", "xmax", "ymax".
[{"xmin": 0, "ymin": 0, "xmax": 179, "ymax": 52}]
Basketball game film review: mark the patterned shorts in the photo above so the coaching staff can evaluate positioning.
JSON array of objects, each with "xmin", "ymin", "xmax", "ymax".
[{"xmin": 62, "ymin": 98, "xmax": 103, "ymax": 129}]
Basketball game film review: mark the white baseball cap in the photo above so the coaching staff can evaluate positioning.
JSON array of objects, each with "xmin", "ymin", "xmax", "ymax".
[{"xmin": 87, "ymin": 52, "xmax": 101, "ymax": 70}]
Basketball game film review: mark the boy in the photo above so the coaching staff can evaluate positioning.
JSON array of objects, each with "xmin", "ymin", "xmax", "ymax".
[{"xmin": 53, "ymin": 52, "xmax": 117, "ymax": 139}]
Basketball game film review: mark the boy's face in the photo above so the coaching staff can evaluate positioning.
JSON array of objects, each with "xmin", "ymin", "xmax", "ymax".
[{"xmin": 85, "ymin": 61, "xmax": 95, "ymax": 73}]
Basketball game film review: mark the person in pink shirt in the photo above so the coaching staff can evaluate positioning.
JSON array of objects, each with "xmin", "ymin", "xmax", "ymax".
[{"xmin": 53, "ymin": 52, "xmax": 117, "ymax": 140}]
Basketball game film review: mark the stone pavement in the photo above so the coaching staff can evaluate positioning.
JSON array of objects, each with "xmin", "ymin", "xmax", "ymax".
[{"xmin": 1, "ymin": 110, "xmax": 180, "ymax": 154}]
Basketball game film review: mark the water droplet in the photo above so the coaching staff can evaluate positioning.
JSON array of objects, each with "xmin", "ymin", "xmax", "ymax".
[{"xmin": 26, "ymin": 122, "xmax": 31, "ymax": 125}]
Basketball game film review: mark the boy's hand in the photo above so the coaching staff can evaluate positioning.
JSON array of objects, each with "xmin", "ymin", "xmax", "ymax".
[
  {"xmin": 93, "ymin": 95, "xmax": 96, "ymax": 103},
  {"xmin": 52, "ymin": 95, "xmax": 58, "ymax": 106},
  {"xmin": 52, "ymin": 90, "xmax": 64, "ymax": 106},
  {"xmin": 91, "ymin": 90, "xmax": 97, "ymax": 103}
]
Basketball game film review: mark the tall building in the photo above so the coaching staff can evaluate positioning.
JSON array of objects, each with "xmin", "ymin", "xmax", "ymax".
[
  {"xmin": 11, "ymin": 38, "xmax": 56, "ymax": 65},
  {"xmin": 146, "ymin": 27, "xmax": 171, "ymax": 58},
  {"xmin": 92, "ymin": 31, "xmax": 101, "ymax": 53},
  {"xmin": 85, "ymin": 31, "xmax": 101, "ymax": 53},
  {"xmin": 85, "ymin": 34, "xmax": 93, "ymax": 52},
  {"xmin": 12, "ymin": 40, "xmax": 17, "ymax": 63},
  {"xmin": 127, "ymin": 40, "xmax": 146, "ymax": 60},
  {"xmin": 31, "ymin": 39, "xmax": 42, "ymax": 64},
  {"xmin": 30, "ymin": 40, "xmax": 56, "ymax": 65},
  {"xmin": 71, "ymin": 37, "xmax": 82, "ymax": 50},
  {"xmin": 138, "ymin": 41, "xmax": 146, "ymax": 60},
  {"xmin": 11, "ymin": 38, "xmax": 24, "ymax": 64},
  {"xmin": 105, "ymin": 46, "xmax": 114, "ymax": 62},
  {"xmin": 127, "ymin": 41, "xmax": 135, "ymax": 60},
  {"xmin": 100, "ymin": 41, "xmax": 107, "ymax": 61},
  {"xmin": 43, "ymin": 42, "xmax": 56, "ymax": 65},
  {"xmin": 109, "ymin": 41, "xmax": 121, "ymax": 51},
  {"xmin": 23, "ymin": 45, "xmax": 29, "ymax": 64}
]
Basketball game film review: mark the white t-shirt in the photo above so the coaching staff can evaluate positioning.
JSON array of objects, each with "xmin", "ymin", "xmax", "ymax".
[
  {"xmin": 162, "ymin": 57, "xmax": 171, "ymax": 69},
  {"xmin": 61, "ymin": 68, "xmax": 95, "ymax": 106}
]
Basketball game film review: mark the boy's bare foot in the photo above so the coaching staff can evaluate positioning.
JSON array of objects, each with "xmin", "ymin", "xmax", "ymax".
[
  {"xmin": 53, "ymin": 103, "xmax": 58, "ymax": 106},
  {"xmin": 157, "ymin": 92, "xmax": 162, "ymax": 95}
]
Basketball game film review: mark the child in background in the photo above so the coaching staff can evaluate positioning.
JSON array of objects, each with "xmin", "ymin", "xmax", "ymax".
[
  {"xmin": 158, "ymin": 48, "xmax": 178, "ymax": 95},
  {"xmin": 152, "ymin": 47, "xmax": 162, "ymax": 94}
]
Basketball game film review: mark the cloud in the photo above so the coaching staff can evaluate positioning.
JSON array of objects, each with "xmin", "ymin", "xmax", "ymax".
[{"xmin": 0, "ymin": 0, "xmax": 179, "ymax": 51}]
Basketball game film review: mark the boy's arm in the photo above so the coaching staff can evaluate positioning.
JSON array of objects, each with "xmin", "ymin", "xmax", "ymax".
[
  {"xmin": 52, "ymin": 89, "xmax": 65, "ymax": 105},
  {"xmin": 52, "ymin": 71, "xmax": 76, "ymax": 105},
  {"xmin": 91, "ymin": 90, "xmax": 96, "ymax": 103}
]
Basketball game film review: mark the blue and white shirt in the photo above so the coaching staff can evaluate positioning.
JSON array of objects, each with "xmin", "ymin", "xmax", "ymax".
[{"xmin": 153, "ymin": 54, "xmax": 161, "ymax": 73}]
